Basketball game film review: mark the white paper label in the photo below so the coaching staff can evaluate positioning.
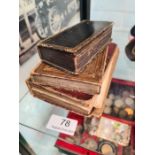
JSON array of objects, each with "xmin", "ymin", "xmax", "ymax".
[{"xmin": 46, "ymin": 114, "xmax": 78, "ymax": 136}]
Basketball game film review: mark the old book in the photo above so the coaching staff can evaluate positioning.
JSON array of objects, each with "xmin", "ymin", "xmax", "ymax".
[
  {"xmin": 89, "ymin": 43, "xmax": 119, "ymax": 116},
  {"xmin": 26, "ymin": 43, "xmax": 119, "ymax": 117},
  {"xmin": 37, "ymin": 20, "xmax": 113, "ymax": 74},
  {"xmin": 31, "ymin": 46, "xmax": 108, "ymax": 95},
  {"xmin": 26, "ymin": 79, "xmax": 95, "ymax": 115}
]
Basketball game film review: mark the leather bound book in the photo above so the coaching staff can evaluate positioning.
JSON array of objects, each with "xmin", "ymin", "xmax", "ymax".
[
  {"xmin": 26, "ymin": 43, "xmax": 119, "ymax": 117},
  {"xmin": 26, "ymin": 80, "xmax": 95, "ymax": 115},
  {"xmin": 37, "ymin": 20, "xmax": 113, "ymax": 74},
  {"xmin": 91, "ymin": 43, "xmax": 119, "ymax": 115},
  {"xmin": 31, "ymin": 46, "xmax": 108, "ymax": 95}
]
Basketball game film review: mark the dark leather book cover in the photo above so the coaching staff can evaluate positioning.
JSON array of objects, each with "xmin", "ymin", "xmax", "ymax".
[
  {"xmin": 31, "ymin": 46, "xmax": 108, "ymax": 95},
  {"xmin": 37, "ymin": 20, "xmax": 113, "ymax": 74},
  {"xmin": 26, "ymin": 43, "xmax": 119, "ymax": 117}
]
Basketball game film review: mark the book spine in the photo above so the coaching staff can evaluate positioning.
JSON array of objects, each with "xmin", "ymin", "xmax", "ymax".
[{"xmin": 31, "ymin": 75, "xmax": 100, "ymax": 95}]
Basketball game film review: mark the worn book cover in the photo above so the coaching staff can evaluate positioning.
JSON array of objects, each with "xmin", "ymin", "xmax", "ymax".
[
  {"xmin": 87, "ymin": 43, "xmax": 119, "ymax": 113},
  {"xmin": 26, "ymin": 43, "xmax": 119, "ymax": 117},
  {"xmin": 37, "ymin": 20, "xmax": 113, "ymax": 74}
]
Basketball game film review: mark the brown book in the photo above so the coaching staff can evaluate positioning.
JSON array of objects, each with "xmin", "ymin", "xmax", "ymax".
[
  {"xmin": 26, "ymin": 80, "xmax": 95, "ymax": 115},
  {"xmin": 91, "ymin": 43, "xmax": 120, "ymax": 115},
  {"xmin": 37, "ymin": 20, "xmax": 113, "ymax": 74},
  {"xmin": 26, "ymin": 43, "xmax": 119, "ymax": 117},
  {"xmin": 31, "ymin": 46, "xmax": 108, "ymax": 95}
]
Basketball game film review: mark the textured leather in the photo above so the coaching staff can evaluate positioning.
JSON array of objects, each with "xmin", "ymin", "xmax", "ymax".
[{"xmin": 37, "ymin": 20, "xmax": 113, "ymax": 74}]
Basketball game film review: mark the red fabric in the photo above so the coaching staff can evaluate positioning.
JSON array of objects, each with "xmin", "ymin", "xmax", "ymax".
[{"xmin": 112, "ymin": 78, "xmax": 135, "ymax": 87}]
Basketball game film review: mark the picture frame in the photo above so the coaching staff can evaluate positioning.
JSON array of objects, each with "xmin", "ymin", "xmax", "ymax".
[{"xmin": 19, "ymin": 0, "xmax": 90, "ymax": 65}]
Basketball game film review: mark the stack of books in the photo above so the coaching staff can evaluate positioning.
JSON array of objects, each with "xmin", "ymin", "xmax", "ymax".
[{"xmin": 26, "ymin": 20, "xmax": 119, "ymax": 117}]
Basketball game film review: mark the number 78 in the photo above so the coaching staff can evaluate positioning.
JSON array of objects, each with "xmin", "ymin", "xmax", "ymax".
[{"xmin": 60, "ymin": 119, "xmax": 70, "ymax": 127}]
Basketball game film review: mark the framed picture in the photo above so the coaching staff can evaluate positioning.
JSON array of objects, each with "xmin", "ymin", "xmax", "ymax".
[{"xmin": 19, "ymin": 0, "xmax": 90, "ymax": 65}]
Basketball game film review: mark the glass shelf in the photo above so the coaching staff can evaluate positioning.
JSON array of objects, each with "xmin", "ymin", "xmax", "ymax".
[
  {"xmin": 20, "ymin": 78, "xmax": 135, "ymax": 155},
  {"xmin": 19, "ymin": 92, "xmax": 69, "ymax": 137},
  {"xmin": 19, "ymin": 92, "xmax": 70, "ymax": 155},
  {"xmin": 19, "ymin": 124, "xmax": 61, "ymax": 155}
]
